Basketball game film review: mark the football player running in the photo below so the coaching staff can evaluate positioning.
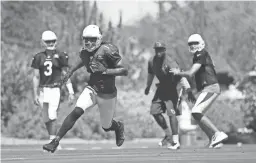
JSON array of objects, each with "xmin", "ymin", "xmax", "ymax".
[
  {"xmin": 43, "ymin": 25, "xmax": 128, "ymax": 153},
  {"xmin": 145, "ymin": 41, "xmax": 196, "ymax": 150},
  {"xmin": 170, "ymin": 34, "xmax": 228, "ymax": 148},
  {"xmin": 31, "ymin": 30, "xmax": 75, "ymax": 149}
]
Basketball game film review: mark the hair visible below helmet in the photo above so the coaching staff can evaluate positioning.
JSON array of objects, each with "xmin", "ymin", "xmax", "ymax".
[
  {"xmin": 187, "ymin": 34, "xmax": 205, "ymax": 53},
  {"xmin": 41, "ymin": 30, "xmax": 57, "ymax": 50},
  {"xmin": 153, "ymin": 41, "xmax": 166, "ymax": 49},
  {"xmin": 82, "ymin": 25, "xmax": 102, "ymax": 52}
]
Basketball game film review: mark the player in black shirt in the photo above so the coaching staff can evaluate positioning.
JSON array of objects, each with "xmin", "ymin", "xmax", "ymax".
[
  {"xmin": 170, "ymin": 34, "xmax": 228, "ymax": 148},
  {"xmin": 31, "ymin": 31, "xmax": 74, "ymax": 149},
  {"xmin": 145, "ymin": 42, "xmax": 195, "ymax": 150},
  {"xmin": 43, "ymin": 25, "xmax": 128, "ymax": 153}
]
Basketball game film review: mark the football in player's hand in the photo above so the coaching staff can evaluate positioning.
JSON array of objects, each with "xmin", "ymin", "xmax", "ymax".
[{"xmin": 89, "ymin": 62, "xmax": 107, "ymax": 73}]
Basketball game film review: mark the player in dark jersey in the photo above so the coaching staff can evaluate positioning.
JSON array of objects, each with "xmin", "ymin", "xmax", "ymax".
[
  {"xmin": 145, "ymin": 41, "xmax": 195, "ymax": 150},
  {"xmin": 170, "ymin": 34, "xmax": 228, "ymax": 148},
  {"xmin": 31, "ymin": 31, "xmax": 75, "ymax": 149},
  {"xmin": 43, "ymin": 25, "xmax": 128, "ymax": 153}
]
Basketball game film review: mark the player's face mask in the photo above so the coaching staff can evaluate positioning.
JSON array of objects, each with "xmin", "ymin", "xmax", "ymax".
[
  {"xmin": 188, "ymin": 41, "xmax": 205, "ymax": 54},
  {"xmin": 83, "ymin": 37, "xmax": 100, "ymax": 52},
  {"xmin": 155, "ymin": 48, "xmax": 166, "ymax": 57},
  {"xmin": 43, "ymin": 40, "xmax": 57, "ymax": 50}
]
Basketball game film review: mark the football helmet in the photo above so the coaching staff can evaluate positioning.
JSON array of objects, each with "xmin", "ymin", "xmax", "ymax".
[
  {"xmin": 82, "ymin": 25, "xmax": 102, "ymax": 52},
  {"xmin": 188, "ymin": 34, "xmax": 205, "ymax": 53},
  {"xmin": 41, "ymin": 30, "xmax": 57, "ymax": 50}
]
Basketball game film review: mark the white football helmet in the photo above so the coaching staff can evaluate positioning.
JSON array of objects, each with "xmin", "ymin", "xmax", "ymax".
[
  {"xmin": 82, "ymin": 25, "xmax": 102, "ymax": 52},
  {"xmin": 41, "ymin": 30, "xmax": 57, "ymax": 50},
  {"xmin": 188, "ymin": 34, "xmax": 205, "ymax": 53}
]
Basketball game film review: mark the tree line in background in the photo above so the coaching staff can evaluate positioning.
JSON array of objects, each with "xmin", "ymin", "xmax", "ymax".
[{"xmin": 1, "ymin": 1, "xmax": 256, "ymax": 140}]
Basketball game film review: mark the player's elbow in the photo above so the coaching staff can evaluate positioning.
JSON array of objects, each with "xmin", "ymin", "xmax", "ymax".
[
  {"xmin": 187, "ymin": 71, "xmax": 194, "ymax": 78},
  {"xmin": 121, "ymin": 68, "xmax": 128, "ymax": 76}
]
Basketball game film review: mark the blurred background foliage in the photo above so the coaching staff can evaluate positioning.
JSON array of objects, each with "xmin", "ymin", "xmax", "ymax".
[{"xmin": 1, "ymin": 1, "xmax": 256, "ymax": 141}]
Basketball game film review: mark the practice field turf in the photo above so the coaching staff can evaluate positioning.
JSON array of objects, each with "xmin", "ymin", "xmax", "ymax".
[{"xmin": 1, "ymin": 142, "xmax": 256, "ymax": 163}]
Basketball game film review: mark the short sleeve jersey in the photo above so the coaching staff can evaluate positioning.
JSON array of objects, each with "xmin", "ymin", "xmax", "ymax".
[
  {"xmin": 31, "ymin": 50, "xmax": 69, "ymax": 86},
  {"xmin": 148, "ymin": 54, "xmax": 182, "ymax": 96},
  {"xmin": 193, "ymin": 49, "xmax": 218, "ymax": 91},
  {"xmin": 79, "ymin": 42, "xmax": 121, "ymax": 96}
]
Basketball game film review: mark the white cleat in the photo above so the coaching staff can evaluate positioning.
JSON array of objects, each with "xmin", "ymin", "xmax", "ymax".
[
  {"xmin": 167, "ymin": 142, "xmax": 180, "ymax": 150},
  {"xmin": 209, "ymin": 143, "xmax": 223, "ymax": 149},
  {"xmin": 210, "ymin": 131, "xmax": 228, "ymax": 147}
]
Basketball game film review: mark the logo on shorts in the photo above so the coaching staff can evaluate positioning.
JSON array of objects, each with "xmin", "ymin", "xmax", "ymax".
[{"xmin": 170, "ymin": 109, "xmax": 176, "ymax": 115}]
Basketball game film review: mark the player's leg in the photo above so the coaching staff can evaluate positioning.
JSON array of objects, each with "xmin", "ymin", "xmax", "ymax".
[
  {"xmin": 191, "ymin": 91, "xmax": 228, "ymax": 148},
  {"xmin": 41, "ymin": 88, "xmax": 60, "ymax": 141},
  {"xmin": 150, "ymin": 101, "xmax": 172, "ymax": 146},
  {"xmin": 97, "ymin": 96, "xmax": 125, "ymax": 147},
  {"xmin": 165, "ymin": 100, "xmax": 180, "ymax": 150},
  {"xmin": 43, "ymin": 86, "xmax": 97, "ymax": 153}
]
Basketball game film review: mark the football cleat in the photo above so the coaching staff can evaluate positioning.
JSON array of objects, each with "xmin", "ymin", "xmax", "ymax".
[
  {"xmin": 158, "ymin": 135, "xmax": 172, "ymax": 147},
  {"xmin": 209, "ymin": 131, "xmax": 228, "ymax": 147},
  {"xmin": 43, "ymin": 137, "xmax": 60, "ymax": 153},
  {"xmin": 209, "ymin": 143, "xmax": 223, "ymax": 149},
  {"xmin": 115, "ymin": 121, "xmax": 125, "ymax": 147},
  {"xmin": 167, "ymin": 142, "xmax": 181, "ymax": 150}
]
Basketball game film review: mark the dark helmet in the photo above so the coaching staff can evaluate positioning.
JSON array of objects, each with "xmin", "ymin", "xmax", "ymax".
[{"xmin": 153, "ymin": 41, "xmax": 166, "ymax": 49}]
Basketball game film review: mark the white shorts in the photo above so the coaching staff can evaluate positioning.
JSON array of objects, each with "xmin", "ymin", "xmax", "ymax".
[
  {"xmin": 76, "ymin": 86, "xmax": 117, "ymax": 129},
  {"xmin": 191, "ymin": 91, "xmax": 219, "ymax": 114},
  {"xmin": 39, "ymin": 87, "xmax": 60, "ymax": 122}
]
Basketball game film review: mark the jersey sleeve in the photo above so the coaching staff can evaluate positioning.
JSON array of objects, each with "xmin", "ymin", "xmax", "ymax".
[
  {"xmin": 59, "ymin": 52, "xmax": 69, "ymax": 67},
  {"xmin": 193, "ymin": 52, "xmax": 206, "ymax": 65},
  {"xmin": 31, "ymin": 54, "xmax": 40, "ymax": 69},
  {"xmin": 105, "ymin": 44, "xmax": 121, "ymax": 67}
]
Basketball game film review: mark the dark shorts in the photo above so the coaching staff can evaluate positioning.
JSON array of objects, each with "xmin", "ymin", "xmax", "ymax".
[{"xmin": 150, "ymin": 89, "xmax": 180, "ymax": 116}]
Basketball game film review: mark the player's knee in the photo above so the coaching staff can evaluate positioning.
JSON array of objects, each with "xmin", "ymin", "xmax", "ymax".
[
  {"xmin": 152, "ymin": 113, "xmax": 168, "ymax": 129},
  {"xmin": 152, "ymin": 113, "xmax": 162, "ymax": 120},
  {"xmin": 70, "ymin": 107, "xmax": 84, "ymax": 119},
  {"xmin": 192, "ymin": 112, "xmax": 203, "ymax": 121},
  {"xmin": 45, "ymin": 119, "xmax": 56, "ymax": 124}
]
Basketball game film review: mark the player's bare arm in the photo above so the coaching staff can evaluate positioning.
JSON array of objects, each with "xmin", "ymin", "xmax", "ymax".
[
  {"xmin": 33, "ymin": 69, "xmax": 40, "ymax": 105},
  {"xmin": 170, "ymin": 63, "xmax": 201, "ymax": 78},
  {"xmin": 145, "ymin": 73, "xmax": 155, "ymax": 95}
]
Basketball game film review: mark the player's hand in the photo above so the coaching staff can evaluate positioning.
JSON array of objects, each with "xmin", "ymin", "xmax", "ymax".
[
  {"xmin": 68, "ymin": 93, "xmax": 75, "ymax": 105},
  {"xmin": 169, "ymin": 68, "xmax": 180, "ymax": 75},
  {"xmin": 144, "ymin": 86, "xmax": 150, "ymax": 95},
  {"xmin": 90, "ymin": 62, "xmax": 107, "ymax": 74},
  {"xmin": 188, "ymin": 91, "xmax": 196, "ymax": 103},
  {"xmin": 34, "ymin": 95, "xmax": 40, "ymax": 106}
]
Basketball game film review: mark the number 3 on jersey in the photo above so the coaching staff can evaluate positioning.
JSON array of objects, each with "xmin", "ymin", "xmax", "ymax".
[{"xmin": 44, "ymin": 61, "xmax": 53, "ymax": 76}]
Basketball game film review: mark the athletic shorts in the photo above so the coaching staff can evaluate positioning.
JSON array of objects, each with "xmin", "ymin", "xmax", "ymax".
[{"xmin": 150, "ymin": 88, "xmax": 180, "ymax": 116}]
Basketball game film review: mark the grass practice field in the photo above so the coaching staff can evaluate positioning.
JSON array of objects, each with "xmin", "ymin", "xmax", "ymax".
[{"xmin": 1, "ymin": 140, "xmax": 256, "ymax": 163}]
